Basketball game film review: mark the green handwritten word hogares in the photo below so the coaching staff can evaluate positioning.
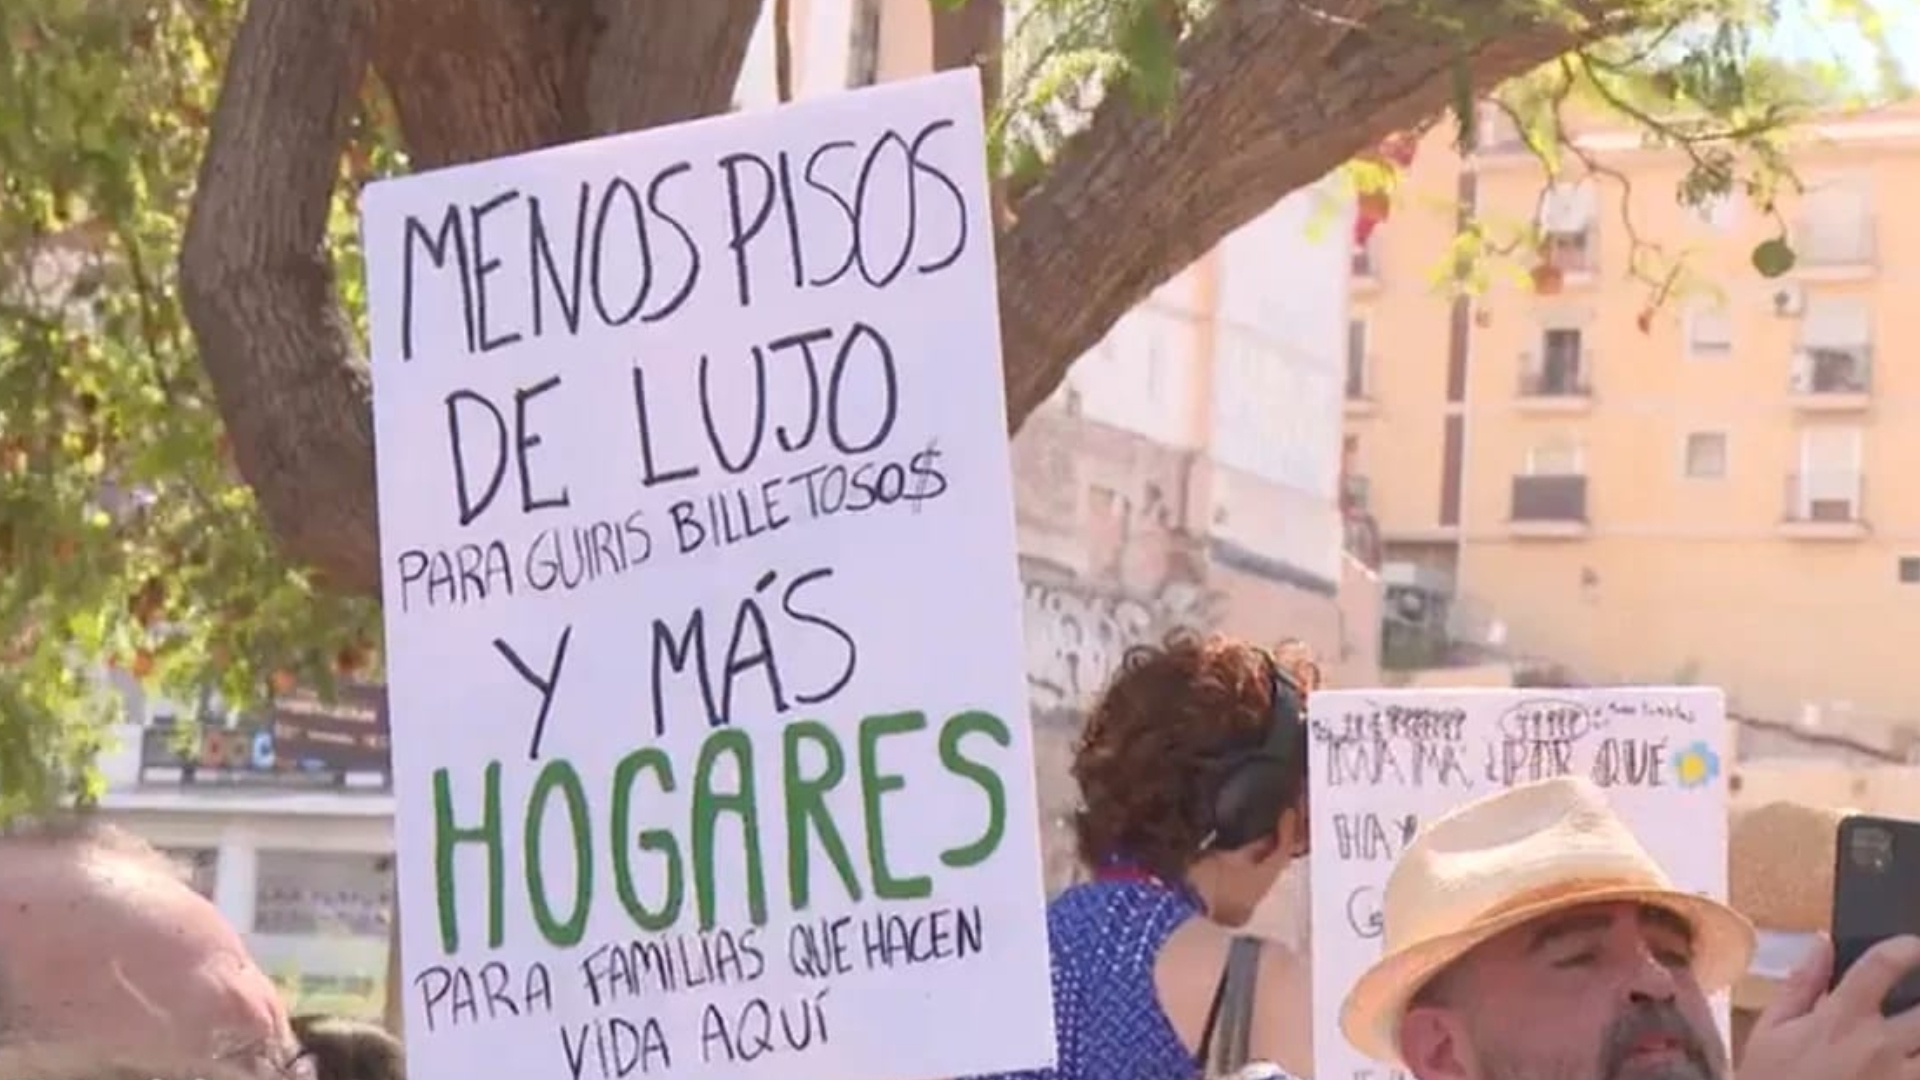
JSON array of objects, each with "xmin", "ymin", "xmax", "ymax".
[{"xmin": 430, "ymin": 708, "xmax": 1011, "ymax": 954}]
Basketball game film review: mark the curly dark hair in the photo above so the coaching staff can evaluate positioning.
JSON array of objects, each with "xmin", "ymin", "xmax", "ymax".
[
  {"xmin": 291, "ymin": 1015, "xmax": 405, "ymax": 1080},
  {"xmin": 1070, "ymin": 630, "xmax": 1318, "ymax": 881}
]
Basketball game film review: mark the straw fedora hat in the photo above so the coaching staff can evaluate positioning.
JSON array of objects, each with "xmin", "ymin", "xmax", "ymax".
[
  {"xmin": 1339, "ymin": 776, "xmax": 1757, "ymax": 1064},
  {"xmin": 1729, "ymin": 800, "xmax": 1848, "ymax": 1012}
]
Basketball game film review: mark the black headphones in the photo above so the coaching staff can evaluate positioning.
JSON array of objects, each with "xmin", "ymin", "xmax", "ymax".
[{"xmin": 1198, "ymin": 657, "xmax": 1309, "ymax": 854}]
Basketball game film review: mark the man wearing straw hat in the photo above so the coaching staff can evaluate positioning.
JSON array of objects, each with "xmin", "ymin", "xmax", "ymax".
[{"xmin": 1340, "ymin": 776, "xmax": 1920, "ymax": 1080}]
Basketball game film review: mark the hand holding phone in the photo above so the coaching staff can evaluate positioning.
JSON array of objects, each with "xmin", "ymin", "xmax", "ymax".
[
  {"xmin": 1831, "ymin": 814, "xmax": 1920, "ymax": 1015},
  {"xmin": 1737, "ymin": 934, "xmax": 1920, "ymax": 1080}
]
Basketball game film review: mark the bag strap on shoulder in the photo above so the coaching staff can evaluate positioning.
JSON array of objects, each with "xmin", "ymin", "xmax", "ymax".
[{"xmin": 1195, "ymin": 934, "xmax": 1265, "ymax": 1076}]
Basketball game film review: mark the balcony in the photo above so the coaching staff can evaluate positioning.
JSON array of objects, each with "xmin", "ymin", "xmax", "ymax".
[
  {"xmin": 1792, "ymin": 218, "xmax": 1877, "ymax": 280},
  {"xmin": 1516, "ymin": 357, "xmax": 1593, "ymax": 414},
  {"xmin": 1779, "ymin": 471, "xmax": 1868, "ymax": 540},
  {"xmin": 1509, "ymin": 474, "xmax": 1589, "ymax": 539},
  {"xmin": 1789, "ymin": 347, "xmax": 1872, "ymax": 411}
]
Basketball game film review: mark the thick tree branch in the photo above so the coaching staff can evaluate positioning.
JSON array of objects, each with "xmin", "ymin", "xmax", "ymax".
[
  {"xmin": 368, "ymin": 0, "xmax": 583, "ymax": 168},
  {"xmin": 184, "ymin": 0, "xmax": 1651, "ymax": 593},
  {"xmin": 995, "ymin": 0, "xmax": 1625, "ymax": 429},
  {"xmin": 185, "ymin": 0, "xmax": 765, "ymax": 595},
  {"xmin": 584, "ymin": 0, "xmax": 766, "ymax": 132},
  {"xmin": 933, "ymin": 0, "xmax": 1006, "ymax": 224},
  {"xmin": 178, "ymin": 0, "xmax": 380, "ymax": 594},
  {"xmin": 933, "ymin": 0, "xmax": 1004, "ymax": 104}
]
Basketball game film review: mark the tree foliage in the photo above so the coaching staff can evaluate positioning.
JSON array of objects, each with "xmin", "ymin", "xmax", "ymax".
[
  {"xmin": 0, "ymin": 0, "xmax": 1905, "ymax": 811},
  {"xmin": 0, "ymin": 0, "xmax": 385, "ymax": 814}
]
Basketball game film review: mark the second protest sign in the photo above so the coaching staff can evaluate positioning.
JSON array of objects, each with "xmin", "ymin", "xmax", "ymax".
[{"xmin": 1307, "ymin": 686, "xmax": 1731, "ymax": 1080}]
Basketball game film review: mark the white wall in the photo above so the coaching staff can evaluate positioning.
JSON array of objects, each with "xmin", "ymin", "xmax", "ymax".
[
  {"xmin": 737, "ymin": 0, "xmax": 860, "ymax": 109},
  {"xmin": 1061, "ymin": 269, "xmax": 1205, "ymax": 447},
  {"xmin": 1208, "ymin": 178, "xmax": 1352, "ymax": 586}
]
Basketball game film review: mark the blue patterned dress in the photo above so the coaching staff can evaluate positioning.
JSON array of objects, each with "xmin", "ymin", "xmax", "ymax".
[{"xmin": 972, "ymin": 876, "xmax": 1202, "ymax": 1080}]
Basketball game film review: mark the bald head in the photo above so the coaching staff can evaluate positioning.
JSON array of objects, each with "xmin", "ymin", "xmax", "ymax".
[{"xmin": 0, "ymin": 816, "xmax": 296, "ymax": 1071}]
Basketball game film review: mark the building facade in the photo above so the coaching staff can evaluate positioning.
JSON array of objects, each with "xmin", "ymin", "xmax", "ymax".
[
  {"xmin": 852, "ymin": 0, "xmax": 1381, "ymax": 889},
  {"xmin": 1348, "ymin": 103, "xmax": 1920, "ymax": 742},
  {"xmin": 97, "ymin": 676, "xmax": 395, "ymax": 1019}
]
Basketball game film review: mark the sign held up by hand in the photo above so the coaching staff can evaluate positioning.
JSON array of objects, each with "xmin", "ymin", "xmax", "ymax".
[
  {"xmin": 1307, "ymin": 686, "xmax": 1730, "ymax": 1080},
  {"xmin": 360, "ymin": 71, "xmax": 1055, "ymax": 1080}
]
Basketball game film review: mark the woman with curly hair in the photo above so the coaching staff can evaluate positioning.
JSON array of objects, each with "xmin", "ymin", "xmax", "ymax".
[{"xmin": 978, "ymin": 631, "xmax": 1317, "ymax": 1080}]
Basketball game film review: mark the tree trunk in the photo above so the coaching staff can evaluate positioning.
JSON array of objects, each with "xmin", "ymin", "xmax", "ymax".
[
  {"xmin": 181, "ymin": 0, "xmax": 1627, "ymax": 596},
  {"xmin": 178, "ymin": 0, "xmax": 380, "ymax": 595}
]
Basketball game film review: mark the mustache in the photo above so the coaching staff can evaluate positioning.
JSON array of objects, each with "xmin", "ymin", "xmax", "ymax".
[{"xmin": 1600, "ymin": 1001, "xmax": 1716, "ymax": 1079}]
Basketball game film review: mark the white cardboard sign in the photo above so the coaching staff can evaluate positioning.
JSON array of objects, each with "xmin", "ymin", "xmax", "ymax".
[
  {"xmin": 1308, "ymin": 686, "xmax": 1730, "ymax": 1080},
  {"xmin": 360, "ymin": 71, "xmax": 1055, "ymax": 1080}
]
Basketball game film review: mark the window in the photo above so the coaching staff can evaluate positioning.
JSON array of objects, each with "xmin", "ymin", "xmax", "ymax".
[
  {"xmin": 1793, "ymin": 426, "xmax": 1864, "ymax": 521},
  {"xmin": 1797, "ymin": 177, "xmax": 1873, "ymax": 265},
  {"xmin": 1898, "ymin": 556, "xmax": 1920, "ymax": 584},
  {"xmin": 1523, "ymin": 327, "xmax": 1587, "ymax": 395},
  {"xmin": 1343, "ymin": 474, "xmax": 1371, "ymax": 511},
  {"xmin": 1683, "ymin": 432, "xmax": 1728, "ymax": 479},
  {"xmin": 1538, "ymin": 180, "xmax": 1597, "ymax": 272},
  {"xmin": 1795, "ymin": 295, "xmax": 1872, "ymax": 394},
  {"xmin": 254, "ymin": 851, "xmax": 393, "ymax": 938},
  {"xmin": 1685, "ymin": 304, "xmax": 1732, "ymax": 357},
  {"xmin": 1525, "ymin": 438, "xmax": 1584, "ymax": 476},
  {"xmin": 1346, "ymin": 319, "xmax": 1369, "ymax": 399},
  {"xmin": 1351, "ymin": 230, "xmax": 1377, "ymax": 277}
]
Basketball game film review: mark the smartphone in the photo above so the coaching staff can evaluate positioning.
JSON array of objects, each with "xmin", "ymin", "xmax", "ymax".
[{"xmin": 1831, "ymin": 814, "xmax": 1920, "ymax": 1015}]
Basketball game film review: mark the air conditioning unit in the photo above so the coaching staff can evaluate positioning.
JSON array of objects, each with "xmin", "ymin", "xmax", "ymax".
[
  {"xmin": 1382, "ymin": 561, "xmax": 1453, "ymax": 631},
  {"xmin": 1385, "ymin": 583, "xmax": 1443, "ymax": 628},
  {"xmin": 1772, "ymin": 283, "xmax": 1806, "ymax": 317}
]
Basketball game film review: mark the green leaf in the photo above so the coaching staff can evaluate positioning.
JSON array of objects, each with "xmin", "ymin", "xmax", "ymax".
[{"xmin": 1752, "ymin": 237, "xmax": 1797, "ymax": 277}]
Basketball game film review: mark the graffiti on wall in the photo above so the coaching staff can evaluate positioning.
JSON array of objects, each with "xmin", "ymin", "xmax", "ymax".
[
  {"xmin": 1023, "ymin": 575, "xmax": 1221, "ymax": 716},
  {"xmin": 1022, "ymin": 572, "xmax": 1220, "ymax": 891}
]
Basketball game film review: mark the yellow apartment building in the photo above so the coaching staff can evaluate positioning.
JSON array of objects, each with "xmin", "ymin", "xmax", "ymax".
[{"xmin": 1346, "ymin": 102, "xmax": 1920, "ymax": 737}]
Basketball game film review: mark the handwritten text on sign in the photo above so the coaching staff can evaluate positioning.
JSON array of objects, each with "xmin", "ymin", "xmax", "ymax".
[
  {"xmin": 1306, "ymin": 687, "xmax": 1729, "ymax": 1080},
  {"xmin": 361, "ymin": 72, "xmax": 1054, "ymax": 1080}
]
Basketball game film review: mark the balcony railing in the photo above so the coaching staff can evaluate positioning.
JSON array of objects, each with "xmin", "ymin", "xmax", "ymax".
[
  {"xmin": 1783, "ymin": 471, "xmax": 1864, "ymax": 523},
  {"xmin": 1790, "ymin": 346, "xmax": 1872, "ymax": 395},
  {"xmin": 1511, "ymin": 474, "xmax": 1588, "ymax": 522},
  {"xmin": 1517, "ymin": 357, "xmax": 1591, "ymax": 398}
]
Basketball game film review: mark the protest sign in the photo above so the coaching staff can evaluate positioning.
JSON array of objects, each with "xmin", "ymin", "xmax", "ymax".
[
  {"xmin": 1307, "ymin": 686, "xmax": 1730, "ymax": 1080},
  {"xmin": 360, "ymin": 71, "xmax": 1055, "ymax": 1080}
]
